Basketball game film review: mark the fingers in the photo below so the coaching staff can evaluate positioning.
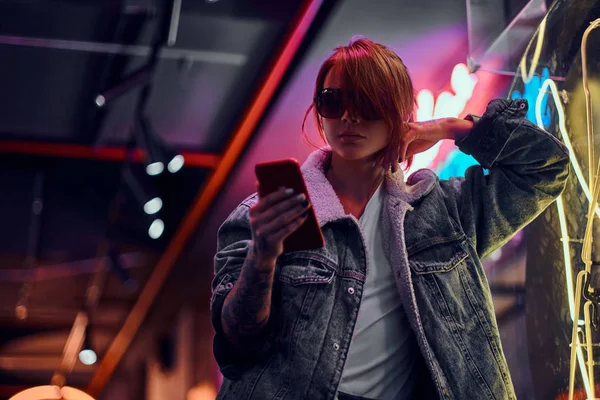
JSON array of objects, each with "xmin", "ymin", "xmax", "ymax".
[
  {"xmin": 250, "ymin": 185, "xmax": 311, "ymax": 238},
  {"xmin": 254, "ymin": 211, "xmax": 308, "ymax": 255},
  {"xmin": 379, "ymin": 152, "xmax": 388, "ymax": 172},
  {"xmin": 251, "ymin": 186, "xmax": 295, "ymax": 215},
  {"xmin": 405, "ymin": 139, "xmax": 439, "ymax": 159},
  {"xmin": 403, "ymin": 141, "xmax": 419, "ymax": 160},
  {"xmin": 251, "ymin": 197, "xmax": 311, "ymax": 256},
  {"xmin": 257, "ymin": 192, "xmax": 308, "ymax": 226},
  {"xmin": 382, "ymin": 150, "xmax": 391, "ymax": 173},
  {"xmin": 385, "ymin": 151, "xmax": 392, "ymax": 173},
  {"xmin": 390, "ymin": 148, "xmax": 400, "ymax": 173},
  {"xmin": 398, "ymin": 140, "xmax": 409, "ymax": 165},
  {"xmin": 375, "ymin": 145, "xmax": 393, "ymax": 173},
  {"xmin": 374, "ymin": 145, "xmax": 401, "ymax": 174},
  {"xmin": 398, "ymin": 122, "xmax": 419, "ymax": 164},
  {"xmin": 268, "ymin": 211, "xmax": 309, "ymax": 244},
  {"xmin": 257, "ymin": 200, "xmax": 310, "ymax": 239}
]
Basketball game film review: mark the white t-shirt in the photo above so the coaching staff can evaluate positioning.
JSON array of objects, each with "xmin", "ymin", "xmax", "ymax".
[{"xmin": 338, "ymin": 183, "xmax": 417, "ymax": 400}]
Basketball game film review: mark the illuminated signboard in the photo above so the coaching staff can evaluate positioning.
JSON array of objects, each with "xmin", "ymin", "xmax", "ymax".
[{"xmin": 411, "ymin": 63, "xmax": 479, "ymax": 178}]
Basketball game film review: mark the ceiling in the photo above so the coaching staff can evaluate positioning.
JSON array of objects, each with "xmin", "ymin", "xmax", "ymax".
[{"xmin": 0, "ymin": 0, "xmax": 297, "ymax": 149}]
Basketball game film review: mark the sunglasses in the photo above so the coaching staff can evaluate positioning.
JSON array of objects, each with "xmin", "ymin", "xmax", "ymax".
[{"xmin": 314, "ymin": 88, "xmax": 381, "ymax": 120}]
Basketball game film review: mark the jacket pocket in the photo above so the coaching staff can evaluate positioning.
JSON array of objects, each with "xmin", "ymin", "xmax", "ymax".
[
  {"xmin": 408, "ymin": 237, "xmax": 468, "ymax": 274},
  {"xmin": 278, "ymin": 264, "xmax": 335, "ymax": 286},
  {"xmin": 277, "ymin": 253, "xmax": 336, "ymax": 285},
  {"xmin": 274, "ymin": 253, "xmax": 337, "ymax": 326}
]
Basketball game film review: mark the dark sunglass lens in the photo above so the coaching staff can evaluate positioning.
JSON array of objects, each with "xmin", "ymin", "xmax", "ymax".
[
  {"xmin": 346, "ymin": 90, "xmax": 380, "ymax": 121},
  {"xmin": 317, "ymin": 89, "xmax": 343, "ymax": 118},
  {"xmin": 362, "ymin": 100, "xmax": 380, "ymax": 120}
]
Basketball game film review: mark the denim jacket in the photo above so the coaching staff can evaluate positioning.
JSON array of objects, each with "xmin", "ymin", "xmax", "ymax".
[{"xmin": 211, "ymin": 99, "xmax": 569, "ymax": 400}]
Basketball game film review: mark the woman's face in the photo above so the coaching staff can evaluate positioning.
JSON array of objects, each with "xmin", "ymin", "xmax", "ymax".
[{"xmin": 321, "ymin": 71, "xmax": 390, "ymax": 163}]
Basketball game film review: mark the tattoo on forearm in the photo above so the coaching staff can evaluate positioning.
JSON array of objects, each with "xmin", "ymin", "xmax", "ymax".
[
  {"xmin": 254, "ymin": 234, "xmax": 270, "ymax": 254},
  {"xmin": 222, "ymin": 255, "xmax": 274, "ymax": 341}
]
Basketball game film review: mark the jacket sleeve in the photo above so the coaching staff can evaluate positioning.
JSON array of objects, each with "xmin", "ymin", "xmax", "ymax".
[
  {"xmin": 440, "ymin": 98, "xmax": 570, "ymax": 259},
  {"xmin": 210, "ymin": 198, "xmax": 267, "ymax": 377}
]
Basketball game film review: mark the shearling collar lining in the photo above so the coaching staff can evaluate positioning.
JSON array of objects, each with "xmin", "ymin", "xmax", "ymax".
[{"xmin": 300, "ymin": 147, "xmax": 437, "ymax": 226}]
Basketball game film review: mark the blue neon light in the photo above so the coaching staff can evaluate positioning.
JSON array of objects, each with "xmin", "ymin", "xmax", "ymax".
[{"xmin": 511, "ymin": 67, "xmax": 551, "ymax": 127}]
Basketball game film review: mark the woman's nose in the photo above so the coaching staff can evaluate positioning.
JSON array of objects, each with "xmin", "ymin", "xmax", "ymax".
[{"xmin": 341, "ymin": 110, "xmax": 360, "ymax": 124}]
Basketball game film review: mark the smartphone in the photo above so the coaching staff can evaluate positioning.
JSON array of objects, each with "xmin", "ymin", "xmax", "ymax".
[{"xmin": 254, "ymin": 158, "xmax": 325, "ymax": 252}]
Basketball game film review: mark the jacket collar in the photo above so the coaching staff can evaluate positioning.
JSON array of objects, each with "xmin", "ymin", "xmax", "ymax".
[{"xmin": 300, "ymin": 147, "xmax": 437, "ymax": 227}]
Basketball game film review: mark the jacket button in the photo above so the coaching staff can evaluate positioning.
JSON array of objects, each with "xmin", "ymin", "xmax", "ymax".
[
  {"xmin": 333, "ymin": 343, "xmax": 340, "ymax": 351},
  {"xmin": 347, "ymin": 287, "xmax": 355, "ymax": 295},
  {"xmin": 519, "ymin": 101, "xmax": 526, "ymax": 109},
  {"xmin": 225, "ymin": 282, "xmax": 233, "ymax": 289}
]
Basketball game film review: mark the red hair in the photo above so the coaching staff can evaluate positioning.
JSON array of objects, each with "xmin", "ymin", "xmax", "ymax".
[{"xmin": 302, "ymin": 37, "xmax": 416, "ymax": 169}]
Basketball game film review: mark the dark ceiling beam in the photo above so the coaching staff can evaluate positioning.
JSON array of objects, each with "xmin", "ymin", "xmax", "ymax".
[
  {"xmin": 0, "ymin": 140, "xmax": 220, "ymax": 168},
  {"xmin": 85, "ymin": 0, "xmax": 323, "ymax": 397}
]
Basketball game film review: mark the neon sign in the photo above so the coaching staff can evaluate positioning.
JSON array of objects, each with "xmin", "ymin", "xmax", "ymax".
[
  {"xmin": 526, "ymin": 15, "xmax": 600, "ymax": 399},
  {"xmin": 416, "ymin": 63, "xmax": 478, "ymax": 121},
  {"xmin": 536, "ymin": 77, "xmax": 593, "ymax": 399},
  {"xmin": 511, "ymin": 66, "xmax": 551, "ymax": 128},
  {"xmin": 410, "ymin": 63, "xmax": 479, "ymax": 177}
]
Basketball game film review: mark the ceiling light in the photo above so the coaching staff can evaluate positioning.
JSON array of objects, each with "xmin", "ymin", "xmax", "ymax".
[
  {"xmin": 137, "ymin": 116, "xmax": 184, "ymax": 175},
  {"xmin": 146, "ymin": 162, "xmax": 164, "ymax": 176},
  {"xmin": 168, "ymin": 155, "xmax": 185, "ymax": 173},
  {"xmin": 143, "ymin": 197, "xmax": 163, "ymax": 215},
  {"xmin": 148, "ymin": 219, "xmax": 164, "ymax": 239},
  {"xmin": 78, "ymin": 349, "xmax": 97, "ymax": 366},
  {"xmin": 78, "ymin": 328, "xmax": 97, "ymax": 366}
]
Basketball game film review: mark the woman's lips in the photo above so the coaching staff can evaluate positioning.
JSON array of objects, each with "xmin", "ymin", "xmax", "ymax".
[{"xmin": 338, "ymin": 132, "xmax": 365, "ymax": 142}]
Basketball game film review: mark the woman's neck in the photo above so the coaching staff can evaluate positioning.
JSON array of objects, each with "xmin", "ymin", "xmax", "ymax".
[{"xmin": 325, "ymin": 152, "xmax": 384, "ymax": 204}]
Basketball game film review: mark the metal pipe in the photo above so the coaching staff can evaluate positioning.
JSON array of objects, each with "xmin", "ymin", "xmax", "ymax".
[
  {"xmin": 168, "ymin": 0, "xmax": 182, "ymax": 46},
  {"xmin": 95, "ymin": 67, "xmax": 152, "ymax": 108},
  {"xmin": 51, "ymin": 311, "xmax": 88, "ymax": 387},
  {"xmin": 0, "ymin": 35, "xmax": 247, "ymax": 65}
]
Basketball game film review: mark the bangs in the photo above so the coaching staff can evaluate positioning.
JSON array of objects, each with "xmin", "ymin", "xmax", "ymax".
[{"xmin": 326, "ymin": 53, "xmax": 392, "ymax": 121}]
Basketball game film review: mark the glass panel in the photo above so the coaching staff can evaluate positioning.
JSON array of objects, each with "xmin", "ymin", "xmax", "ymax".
[{"xmin": 467, "ymin": 0, "xmax": 548, "ymax": 75}]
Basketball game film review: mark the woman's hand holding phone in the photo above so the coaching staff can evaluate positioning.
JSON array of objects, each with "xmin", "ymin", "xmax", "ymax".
[
  {"xmin": 249, "ymin": 186, "xmax": 312, "ymax": 266},
  {"xmin": 221, "ymin": 185, "xmax": 310, "ymax": 346}
]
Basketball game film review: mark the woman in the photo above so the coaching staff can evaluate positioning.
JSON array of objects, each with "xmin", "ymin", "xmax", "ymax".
[{"xmin": 211, "ymin": 38, "xmax": 569, "ymax": 400}]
